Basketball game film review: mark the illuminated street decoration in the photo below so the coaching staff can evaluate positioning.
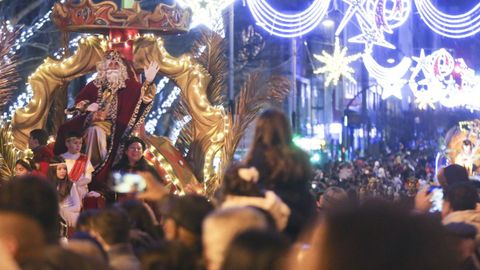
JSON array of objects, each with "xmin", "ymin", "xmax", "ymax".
[
  {"xmin": 409, "ymin": 48, "xmax": 480, "ymax": 109},
  {"xmin": 377, "ymin": 79, "xmax": 406, "ymax": 99},
  {"xmin": 245, "ymin": 0, "xmax": 331, "ymax": 38},
  {"xmin": 414, "ymin": 90, "xmax": 437, "ymax": 110},
  {"xmin": 336, "ymin": 0, "xmax": 369, "ymax": 36},
  {"xmin": 336, "ymin": 0, "xmax": 411, "ymax": 49},
  {"xmin": 176, "ymin": 0, "xmax": 234, "ymax": 32},
  {"xmin": 314, "ymin": 38, "xmax": 362, "ymax": 86},
  {"xmin": 363, "ymin": 53, "xmax": 412, "ymax": 99},
  {"xmin": 414, "ymin": 0, "xmax": 480, "ymax": 39},
  {"xmin": 348, "ymin": 14, "xmax": 395, "ymax": 50}
]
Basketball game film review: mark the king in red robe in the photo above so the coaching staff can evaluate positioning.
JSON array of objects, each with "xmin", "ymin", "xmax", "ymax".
[{"xmin": 54, "ymin": 50, "xmax": 158, "ymax": 194}]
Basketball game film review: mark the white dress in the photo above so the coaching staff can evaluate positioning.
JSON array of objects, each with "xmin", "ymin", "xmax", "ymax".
[
  {"xmin": 61, "ymin": 152, "xmax": 94, "ymax": 199},
  {"xmin": 59, "ymin": 183, "xmax": 82, "ymax": 227}
]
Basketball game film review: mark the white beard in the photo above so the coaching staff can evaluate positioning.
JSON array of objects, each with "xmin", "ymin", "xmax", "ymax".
[{"xmin": 106, "ymin": 70, "xmax": 121, "ymax": 85}]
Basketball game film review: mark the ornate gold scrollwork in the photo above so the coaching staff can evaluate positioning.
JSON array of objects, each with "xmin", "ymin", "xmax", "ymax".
[
  {"xmin": 12, "ymin": 35, "xmax": 226, "ymax": 188},
  {"xmin": 133, "ymin": 36, "xmax": 228, "ymax": 185},
  {"xmin": 12, "ymin": 36, "xmax": 107, "ymax": 150}
]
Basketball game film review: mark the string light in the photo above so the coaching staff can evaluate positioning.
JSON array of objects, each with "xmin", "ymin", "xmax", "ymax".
[
  {"xmin": 245, "ymin": 0, "xmax": 331, "ymax": 38},
  {"xmin": 4, "ymin": 84, "xmax": 33, "ymax": 120},
  {"xmin": 169, "ymin": 115, "xmax": 192, "ymax": 143},
  {"xmin": 145, "ymin": 77, "xmax": 182, "ymax": 135},
  {"xmin": 414, "ymin": 0, "xmax": 480, "ymax": 39},
  {"xmin": 9, "ymin": 8, "xmax": 56, "ymax": 56}
]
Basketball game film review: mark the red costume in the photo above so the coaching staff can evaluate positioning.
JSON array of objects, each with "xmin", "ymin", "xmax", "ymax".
[
  {"xmin": 54, "ymin": 66, "xmax": 154, "ymax": 193},
  {"xmin": 32, "ymin": 145, "xmax": 54, "ymax": 176},
  {"xmin": 68, "ymin": 154, "xmax": 88, "ymax": 182}
]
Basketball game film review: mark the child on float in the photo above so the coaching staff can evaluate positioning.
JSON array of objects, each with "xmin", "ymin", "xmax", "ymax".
[
  {"xmin": 14, "ymin": 158, "xmax": 36, "ymax": 177},
  {"xmin": 28, "ymin": 129, "xmax": 54, "ymax": 176},
  {"xmin": 47, "ymin": 156, "xmax": 81, "ymax": 227},
  {"xmin": 60, "ymin": 131, "xmax": 94, "ymax": 199}
]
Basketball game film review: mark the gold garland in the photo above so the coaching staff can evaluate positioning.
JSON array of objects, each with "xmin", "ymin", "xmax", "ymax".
[{"xmin": 0, "ymin": 122, "xmax": 32, "ymax": 179}]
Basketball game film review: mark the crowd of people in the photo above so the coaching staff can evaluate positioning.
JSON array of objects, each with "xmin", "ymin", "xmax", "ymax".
[
  {"xmin": 312, "ymin": 139, "xmax": 443, "ymax": 205},
  {"xmin": 1, "ymin": 108, "xmax": 480, "ymax": 270}
]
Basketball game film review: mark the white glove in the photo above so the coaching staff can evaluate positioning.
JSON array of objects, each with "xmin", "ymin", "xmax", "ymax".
[
  {"xmin": 144, "ymin": 62, "xmax": 160, "ymax": 83},
  {"xmin": 86, "ymin": 103, "xmax": 99, "ymax": 112},
  {"xmin": 86, "ymin": 191, "xmax": 101, "ymax": 197}
]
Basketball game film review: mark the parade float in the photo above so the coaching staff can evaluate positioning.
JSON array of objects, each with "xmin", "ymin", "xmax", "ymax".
[{"xmin": 0, "ymin": 0, "xmax": 289, "ymax": 196}]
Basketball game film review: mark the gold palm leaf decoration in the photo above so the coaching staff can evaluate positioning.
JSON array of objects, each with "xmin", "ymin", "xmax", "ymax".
[
  {"xmin": 173, "ymin": 27, "xmax": 228, "ymax": 194},
  {"xmin": 221, "ymin": 72, "xmax": 290, "ymax": 175},
  {"xmin": 0, "ymin": 122, "xmax": 32, "ymax": 179},
  {"xmin": 191, "ymin": 28, "xmax": 227, "ymax": 106},
  {"xmin": 175, "ymin": 28, "xmax": 290, "ymax": 196},
  {"xmin": 0, "ymin": 22, "xmax": 21, "ymax": 113}
]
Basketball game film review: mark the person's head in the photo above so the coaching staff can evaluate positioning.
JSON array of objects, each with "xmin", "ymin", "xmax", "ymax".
[
  {"xmin": 160, "ymin": 195, "xmax": 213, "ymax": 249},
  {"xmin": 251, "ymin": 109, "xmax": 292, "ymax": 149},
  {"xmin": 443, "ymin": 182, "xmax": 478, "ymax": 217},
  {"xmin": 221, "ymin": 164, "xmax": 262, "ymax": 197},
  {"xmin": 317, "ymin": 187, "xmax": 349, "ymax": 212},
  {"xmin": 95, "ymin": 50, "xmax": 128, "ymax": 91},
  {"xmin": 203, "ymin": 207, "xmax": 270, "ymax": 270},
  {"xmin": 89, "ymin": 207, "xmax": 130, "ymax": 249},
  {"xmin": 462, "ymin": 139, "xmax": 473, "ymax": 153},
  {"xmin": 291, "ymin": 201, "xmax": 458, "ymax": 270},
  {"xmin": 444, "ymin": 222, "xmax": 477, "ymax": 261},
  {"xmin": 0, "ymin": 211, "xmax": 45, "ymax": 261},
  {"xmin": 124, "ymin": 136, "xmax": 146, "ymax": 165},
  {"xmin": 75, "ymin": 210, "xmax": 98, "ymax": 233},
  {"xmin": 47, "ymin": 156, "xmax": 72, "ymax": 202},
  {"xmin": 221, "ymin": 229, "xmax": 289, "ymax": 270},
  {"xmin": 245, "ymin": 109, "xmax": 311, "ymax": 189},
  {"xmin": 118, "ymin": 200, "xmax": 160, "ymax": 239},
  {"xmin": 47, "ymin": 156, "xmax": 68, "ymax": 180},
  {"xmin": 29, "ymin": 129, "xmax": 49, "ymax": 148},
  {"xmin": 140, "ymin": 240, "xmax": 196, "ymax": 270},
  {"xmin": 30, "ymin": 245, "xmax": 106, "ymax": 270},
  {"xmin": 15, "ymin": 158, "xmax": 35, "ymax": 176},
  {"xmin": 0, "ymin": 176, "xmax": 59, "ymax": 244},
  {"xmin": 65, "ymin": 131, "xmax": 83, "ymax": 154},
  {"xmin": 437, "ymin": 164, "xmax": 469, "ymax": 188}
]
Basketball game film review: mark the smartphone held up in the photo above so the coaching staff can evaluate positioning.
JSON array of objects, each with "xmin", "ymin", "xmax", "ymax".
[{"xmin": 112, "ymin": 172, "xmax": 147, "ymax": 193}]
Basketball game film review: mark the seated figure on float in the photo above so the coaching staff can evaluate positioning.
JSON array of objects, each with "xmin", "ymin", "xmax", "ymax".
[
  {"xmin": 455, "ymin": 139, "xmax": 478, "ymax": 176},
  {"xmin": 54, "ymin": 50, "xmax": 160, "ymax": 194}
]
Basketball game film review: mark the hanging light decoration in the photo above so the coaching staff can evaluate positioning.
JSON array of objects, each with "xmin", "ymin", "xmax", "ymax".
[
  {"xmin": 414, "ymin": 0, "xmax": 480, "ymax": 39},
  {"xmin": 245, "ymin": 0, "xmax": 331, "ymax": 38},
  {"xmin": 363, "ymin": 53, "xmax": 412, "ymax": 99}
]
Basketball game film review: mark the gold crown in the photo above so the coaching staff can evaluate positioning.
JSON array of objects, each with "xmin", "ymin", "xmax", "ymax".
[
  {"xmin": 52, "ymin": 0, "xmax": 192, "ymax": 34},
  {"xmin": 105, "ymin": 50, "xmax": 123, "ymax": 62}
]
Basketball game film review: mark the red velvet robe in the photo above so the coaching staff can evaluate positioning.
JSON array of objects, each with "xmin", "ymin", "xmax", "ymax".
[{"xmin": 54, "ymin": 78, "xmax": 153, "ymax": 193}]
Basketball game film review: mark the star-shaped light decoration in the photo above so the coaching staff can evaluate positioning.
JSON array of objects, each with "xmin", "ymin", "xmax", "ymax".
[
  {"xmin": 176, "ymin": 0, "xmax": 234, "ymax": 33},
  {"xmin": 378, "ymin": 79, "xmax": 406, "ymax": 99},
  {"xmin": 410, "ymin": 49, "xmax": 431, "ymax": 79},
  {"xmin": 348, "ymin": 15, "xmax": 395, "ymax": 51},
  {"xmin": 414, "ymin": 90, "xmax": 437, "ymax": 110},
  {"xmin": 336, "ymin": 0, "xmax": 369, "ymax": 36},
  {"xmin": 314, "ymin": 37, "xmax": 362, "ymax": 87}
]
